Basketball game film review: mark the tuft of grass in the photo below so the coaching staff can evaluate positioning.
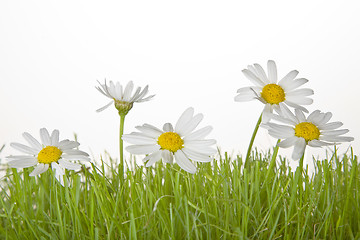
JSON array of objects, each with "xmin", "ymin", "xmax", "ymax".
[{"xmin": 0, "ymin": 150, "xmax": 359, "ymax": 239}]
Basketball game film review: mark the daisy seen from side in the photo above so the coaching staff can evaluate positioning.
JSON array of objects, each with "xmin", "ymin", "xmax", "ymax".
[
  {"xmin": 96, "ymin": 80, "xmax": 155, "ymax": 177},
  {"xmin": 122, "ymin": 107, "xmax": 217, "ymax": 174},
  {"xmin": 96, "ymin": 80, "xmax": 155, "ymax": 115},
  {"xmin": 6, "ymin": 128, "xmax": 90, "ymax": 186}
]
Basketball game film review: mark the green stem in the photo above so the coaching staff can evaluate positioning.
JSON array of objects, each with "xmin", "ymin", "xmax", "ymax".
[
  {"xmin": 244, "ymin": 113, "xmax": 262, "ymax": 169},
  {"xmin": 119, "ymin": 114, "xmax": 126, "ymax": 178}
]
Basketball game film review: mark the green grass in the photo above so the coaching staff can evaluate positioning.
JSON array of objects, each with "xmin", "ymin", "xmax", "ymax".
[{"xmin": 0, "ymin": 149, "xmax": 359, "ymax": 239}]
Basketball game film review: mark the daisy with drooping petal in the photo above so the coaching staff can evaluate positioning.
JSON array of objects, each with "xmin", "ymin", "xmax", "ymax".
[
  {"xmin": 122, "ymin": 107, "xmax": 217, "ymax": 174},
  {"xmin": 96, "ymin": 80, "xmax": 155, "ymax": 177},
  {"xmin": 96, "ymin": 80, "xmax": 155, "ymax": 115},
  {"xmin": 234, "ymin": 60, "xmax": 314, "ymax": 168},
  {"xmin": 266, "ymin": 106, "xmax": 354, "ymax": 160},
  {"xmin": 6, "ymin": 128, "xmax": 90, "ymax": 186},
  {"xmin": 235, "ymin": 60, "xmax": 314, "ymax": 122}
]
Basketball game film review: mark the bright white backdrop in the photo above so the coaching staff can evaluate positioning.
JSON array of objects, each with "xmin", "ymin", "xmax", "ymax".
[{"xmin": 1, "ymin": 1, "xmax": 359, "ymax": 167}]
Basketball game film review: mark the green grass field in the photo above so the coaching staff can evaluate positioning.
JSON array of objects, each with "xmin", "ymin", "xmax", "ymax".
[{"xmin": 0, "ymin": 148, "xmax": 359, "ymax": 240}]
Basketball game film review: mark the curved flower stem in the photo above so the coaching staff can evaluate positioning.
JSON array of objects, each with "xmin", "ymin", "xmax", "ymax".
[
  {"xmin": 244, "ymin": 113, "xmax": 262, "ymax": 169},
  {"xmin": 119, "ymin": 114, "xmax": 126, "ymax": 179}
]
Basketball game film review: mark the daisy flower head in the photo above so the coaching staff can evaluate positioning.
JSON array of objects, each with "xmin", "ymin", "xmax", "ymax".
[
  {"xmin": 234, "ymin": 60, "xmax": 314, "ymax": 122},
  {"xmin": 6, "ymin": 128, "xmax": 90, "ymax": 186},
  {"xmin": 122, "ymin": 107, "xmax": 217, "ymax": 174},
  {"xmin": 265, "ymin": 106, "xmax": 354, "ymax": 160},
  {"xmin": 96, "ymin": 80, "xmax": 155, "ymax": 116}
]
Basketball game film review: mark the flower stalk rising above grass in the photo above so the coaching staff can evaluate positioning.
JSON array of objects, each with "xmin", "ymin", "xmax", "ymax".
[
  {"xmin": 265, "ymin": 106, "xmax": 354, "ymax": 161},
  {"xmin": 234, "ymin": 60, "xmax": 314, "ymax": 168},
  {"xmin": 96, "ymin": 80, "xmax": 154, "ymax": 177},
  {"xmin": 122, "ymin": 107, "xmax": 217, "ymax": 173},
  {"xmin": 6, "ymin": 128, "xmax": 90, "ymax": 186}
]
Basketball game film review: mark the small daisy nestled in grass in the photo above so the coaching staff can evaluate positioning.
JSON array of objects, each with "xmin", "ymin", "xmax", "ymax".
[
  {"xmin": 235, "ymin": 60, "xmax": 314, "ymax": 122},
  {"xmin": 122, "ymin": 107, "xmax": 217, "ymax": 174},
  {"xmin": 266, "ymin": 106, "xmax": 354, "ymax": 160},
  {"xmin": 96, "ymin": 80, "xmax": 155, "ymax": 177},
  {"xmin": 96, "ymin": 80, "xmax": 154, "ymax": 115},
  {"xmin": 6, "ymin": 128, "xmax": 90, "ymax": 186}
]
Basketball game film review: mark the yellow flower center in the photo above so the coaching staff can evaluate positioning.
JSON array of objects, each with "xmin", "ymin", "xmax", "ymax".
[
  {"xmin": 261, "ymin": 84, "xmax": 285, "ymax": 104},
  {"xmin": 157, "ymin": 132, "xmax": 184, "ymax": 153},
  {"xmin": 37, "ymin": 146, "xmax": 63, "ymax": 164},
  {"xmin": 294, "ymin": 122, "xmax": 320, "ymax": 142}
]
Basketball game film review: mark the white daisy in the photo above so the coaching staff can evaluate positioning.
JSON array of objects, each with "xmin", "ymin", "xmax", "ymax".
[
  {"xmin": 122, "ymin": 107, "xmax": 217, "ymax": 173},
  {"xmin": 6, "ymin": 128, "xmax": 90, "ymax": 186},
  {"xmin": 96, "ymin": 80, "xmax": 155, "ymax": 115},
  {"xmin": 265, "ymin": 106, "xmax": 354, "ymax": 160},
  {"xmin": 234, "ymin": 60, "xmax": 314, "ymax": 122}
]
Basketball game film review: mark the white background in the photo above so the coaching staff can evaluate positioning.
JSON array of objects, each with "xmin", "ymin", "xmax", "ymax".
[{"xmin": 1, "ymin": 0, "xmax": 359, "ymax": 167}]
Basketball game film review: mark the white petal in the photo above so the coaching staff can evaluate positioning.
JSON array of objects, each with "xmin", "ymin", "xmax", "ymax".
[
  {"xmin": 307, "ymin": 110, "xmax": 321, "ymax": 123},
  {"xmin": 184, "ymin": 145, "xmax": 217, "ymax": 155},
  {"xmin": 8, "ymin": 157, "xmax": 38, "ymax": 168},
  {"xmin": 96, "ymin": 101, "xmax": 113, "ymax": 112},
  {"xmin": 182, "ymin": 148, "xmax": 212, "ymax": 162},
  {"xmin": 163, "ymin": 123, "xmax": 174, "ymax": 132},
  {"xmin": 284, "ymin": 100, "xmax": 309, "ymax": 113},
  {"xmin": 40, "ymin": 128, "xmax": 51, "ymax": 146},
  {"xmin": 178, "ymin": 113, "xmax": 203, "ymax": 136},
  {"xmin": 122, "ymin": 134, "xmax": 156, "ymax": 145},
  {"xmin": 161, "ymin": 150, "xmax": 173, "ymax": 164},
  {"xmin": 10, "ymin": 142, "xmax": 38, "ymax": 155},
  {"xmin": 137, "ymin": 94, "xmax": 155, "ymax": 102},
  {"xmin": 278, "ymin": 70, "xmax": 299, "ymax": 87},
  {"xmin": 242, "ymin": 69, "xmax": 266, "ymax": 87},
  {"xmin": 61, "ymin": 155, "xmax": 90, "ymax": 161},
  {"xmin": 136, "ymin": 124, "xmax": 163, "ymax": 138},
  {"xmin": 318, "ymin": 122, "xmax": 343, "ymax": 130},
  {"xmin": 321, "ymin": 129, "xmax": 349, "ymax": 136},
  {"xmin": 295, "ymin": 109, "xmax": 307, "ymax": 123},
  {"xmin": 123, "ymin": 81, "xmax": 134, "ymax": 101},
  {"xmin": 58, "ymin": 140, "xmax": 80, "ymax": 150},
  {"xmin": 285, "ymin": 96, "xmax": 313, "ymax": 105},
  {"xmin": 58, "ymin": 159, "xmax": 82, "ymax": 171},
  {"xmin": 145, "ymin": 150, "xmax": 162, "ymax": 167},
  {"xmin": 115, "ymin": 82, "xmax": 124, "ymax": 100},
  {"xmin": 292, "ymin": 138, "xmax": 306, "ymax": 160},
  {"xmin": 175, "ymin": 107, "xmax": 194, "ymax": 133},
  {"xmin": 277, "ymin": 136, "xmax": 298, "ymax": 148},
  {"xmin": 174, "ymin": 150, "xmax": 197, "ymax": 174},
  {"xmin": 22, "ymin": 132, "xmax": 42, "ymax": 151},
  {"xmin": 279, "ymin": 103, "xmax": 299, "ymax": 123},
  {"xmin": 234, "ymin": 93, "xmax": 256, "ymax": 102},
  {"xmin": 316, "ymin": 112, "xmax": 333, "ymax": 125},
  {"xmin": 319, "ymin": 135, "xmax": 354, "ymax": 143},
  {"xmin": 129, "ymin": 87, "xmax": 141, "ymax": 102},
  {"xmin": 267, "ymin": 123, "xmax": 295, "ymax": 135},
  {"xmin": 253, "ymin": 63, "xmax": 269, "ymax": 83},
  {"xmin": 29, "ymin": 163, "xmax": 49, "ymax": 176},
  {"xmin": 126, "ymin": 144, "xmax": 160, "ymax": 155},
  {"xmin": 286, "ymin": 88, "xmax": 314, "ymax": 97},
  {"xmin": 51, "ymin": 162, "xmax": 65, "ymax": 186},
  {"xmin": 51, "ymin": 129, "xmax": 60, "ymax": 146},
  {"xmin": 261, "ymin": 104, "xmax": 273, "ymax": 123},
  {"xmin": 282, "ymin": 78, "xmax": 308, "ymax": 92},
  {"xmin": 62, "ymin": 149, "xmax": 89, "ymax": 156},
  {"xmin": 184, "ymin": 139, "xmax": 216, "ymax": 147},
  {"xmin": 183, "ymin": 126, "xmax": 213, "ymax": 141},
  {"xmin": 308, "ymin": 140, "xmax": 333, "ymax": 147},
  {"xmin": 267, "ymin": 60, "xmax": 277, "ymax": 83}
]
